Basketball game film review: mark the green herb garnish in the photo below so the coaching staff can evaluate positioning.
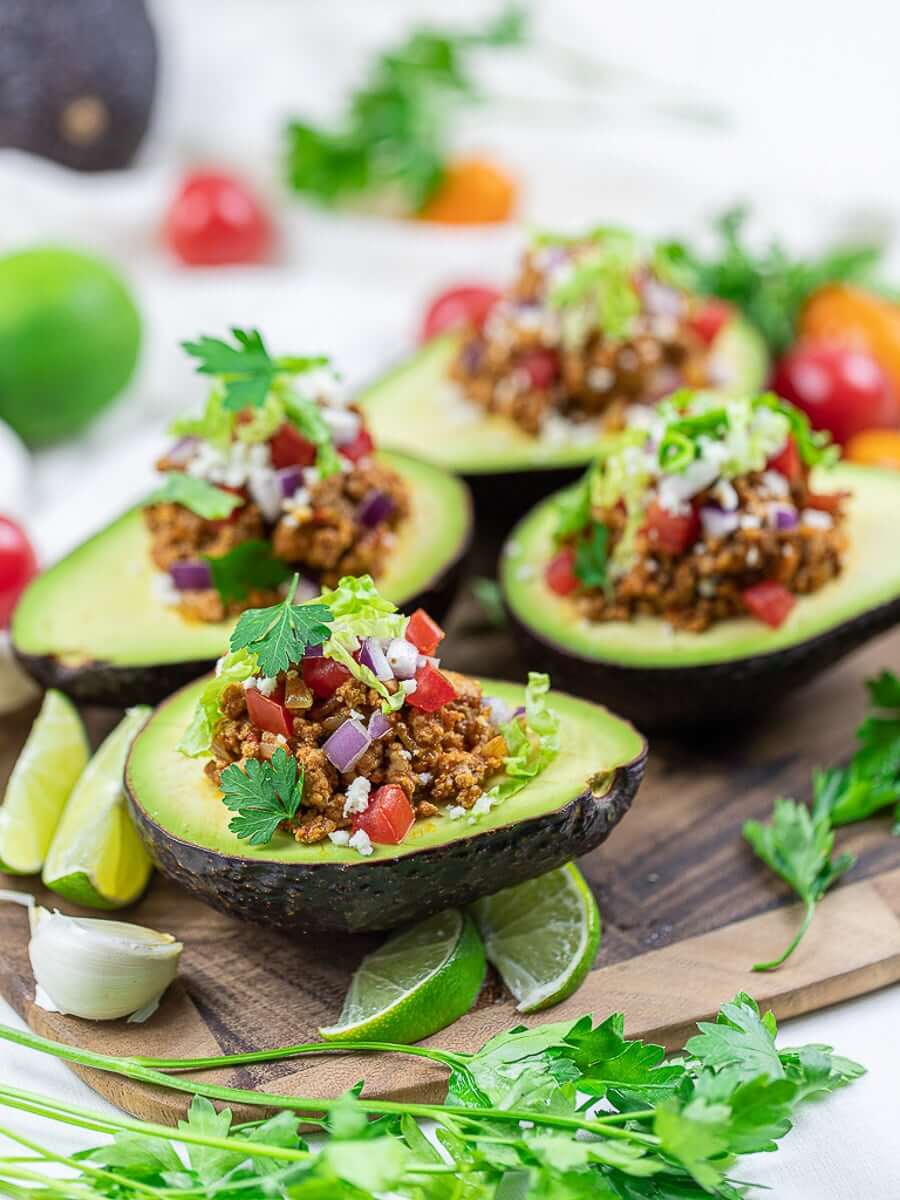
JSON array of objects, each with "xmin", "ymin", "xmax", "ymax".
[
  {"xmin": 145, "ymin": 474, "xmax": 243, "ymax": 520},
  {"xmin": 182, "ymin": 328, "xmax": 329, "ymax": 413},
  {"xmin": 548, "ymin": 227, "xmax": 641, "ymax": 342},
  {"xmin": 229, "ymin": 576, "xmax": 334, "ymax": 678},
  {"xmin": 205, "ymin": 540, "xmax": 293, "ymax": 606},
  {"xmin": 574, "ymin": 522, "xmax": 609, "ymax": 588},
  {"xmin": 178, "ymin": 648, "xmax": 260, "ymax": 757},
  {"xmin": 284, "ymin": 8, "xmax": 525, "ymax": 212},
  {"xmin": 0, "ymin": 991, "xmax": 864, "ymax": 1199},
  {"xmin": 220, "ymin": 747, "xmax": 305, "ymax": 846}
]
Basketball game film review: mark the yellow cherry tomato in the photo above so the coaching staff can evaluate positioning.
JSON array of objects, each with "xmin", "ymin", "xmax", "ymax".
[
  {"xmin": 418, "ymin": 157, "xmax": 517, "ymax": 225},
  {"xmin": 844, "ymin": 428, "xmax": 900, "ymax": 469},
  {"xmin": 801, "ymin": 284, "xmax": 900, "ymax": 398}
]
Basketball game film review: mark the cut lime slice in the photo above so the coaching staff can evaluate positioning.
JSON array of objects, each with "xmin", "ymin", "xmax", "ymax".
[
  {"xmin": 471, "ymin": 863, "xmax": 600, "ymax": 1013},
  {"xmin": 42, "ymin": 706, "xmax": 152, "ymax": 909},
  {"xmin": 0, "ymin": 690, "xmax": 88, "ymax": 874},
  {"xmin": 319, "ymin": 909, "xmax": 485, "ymax": 1044}
]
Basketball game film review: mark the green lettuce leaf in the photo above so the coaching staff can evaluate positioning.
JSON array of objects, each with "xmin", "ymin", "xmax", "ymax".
[{"xmin": 178, "ymin": 648, "xmax": 259, "ymax": 756}]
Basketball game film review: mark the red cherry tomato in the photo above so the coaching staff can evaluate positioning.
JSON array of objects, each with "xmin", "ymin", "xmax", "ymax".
[
  {"xmin": 545, "ymin": 547, "xmax": 578, "ymax": 596},
  {"xmin": 420, "ymin": 285, "xmax": 501, "ymax": 342},
  {"xmin": 352, "ymin": 784, "xmax": 415, "ymax": 844},
  {"xmin": 688, "ymin": 299, "xmax": 733, "ymax": 347},
  {"xmin": 245, "ymin": 686, "xmax": 294, "ymax": 738},
  {"xmin": 644, "ymin": 501, "xmax": 700, "ymax": 556},
  {"xmin": 742, "ymin": 580, "xmax": 795, "ymax": 628},
  {"xmin": 406, "ymin": 665, "xmax": 457, "ymax": 713},
  {"xmin": 767, "ymin": 435, "xmax": 804, "ymax": 486},
  {"xmin": 771, "ymin": 341, "xmax": 900, "ymax": 446},
  {"xmin": 521, "ymin": 348, "xmax": 560, "ymax": 390},
  {"xmin": 405, "ymin": 609, "xmax": 445, "ymax": 656},
  {"xmin": 340, "ymin": 429, "xmax": 374, "ymax": 464},
  {"xmin": 302, "ymin": 657, "xmax": 351, "ymax": 700},
  {"xmin": 0, "ymin": 515, "xmax": 38, "ymax": 628},
  {"xmin": 269, "ymin": 424, "xmax": 316, "ymax": 470},
  {"xmin": 164, "ymin": 170, "xmax": 272, "ymax": 267}
]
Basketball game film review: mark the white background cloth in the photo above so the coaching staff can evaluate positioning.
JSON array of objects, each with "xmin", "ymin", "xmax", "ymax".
[{"xmin": 1, "ymin": 2, "xmax": 899, "ymax": 1195}]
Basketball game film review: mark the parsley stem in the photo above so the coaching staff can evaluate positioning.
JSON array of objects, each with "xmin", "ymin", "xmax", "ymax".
[
  {"xmin": 132, "ymin": 1039, "xmax": 466, "ymax": 1073},
  {"xmin": 752, "ymin": 898, "xmax": 817, "ymax": 972},
  {"xmin": 0, "ymin": 1124, "xmax": 165, "ymax": 1197}
]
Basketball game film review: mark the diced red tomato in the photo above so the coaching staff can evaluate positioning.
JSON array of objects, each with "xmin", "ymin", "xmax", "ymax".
[
  {"xmin": 767, "ymin": 435, "xmax": 804, "ymax": 486},
  {"xmin": 245, "ymin": 686, "xmax": 294, "ymax": 738},
  {"xmin": 420, "ymin": 285, "xmax": 502, "ymax": 342},
  {"xmin": 340, "ymin": 428, "xmax": 374, "ymax": 464},
  {"xmin": 405, "ymin": 608, "xmax": 445, "ymax": 656},
  {"xmin": 545, "ymin": 546, "xmax": 578, "ymax": 596},
  {"xmin": 521, "ymin": 348, "xmax": 560, "ymax": 390},
  {"xmin": 164, "ymin": 170, "xmax": 273, "ymax": 267},
  {"xmin": 269, "ymin": 423, "xmax": 317, "ymax": 470},
  {"xmin": 352, "ymin": 784, "xmax": 415, "ymax": 845},
  {"xmin": 406, "ymin": 665, "xmax": 457, "ymax": 712},
  {"xmin": 688, "ymin": 299, "xmax": 733, "ymax": 346},
  {"xmin": 741, "ymin": 580, "xmax": 796, "ymax": 628},
  {"xmin": 805, "ymin": 490, "xmax": 849, "ymax": 514},
  {"xmin": 644, "ymin": 501, "xmax": 700, "ymax": 555},
  {"xmin": 0, "ymin": 515, "xmax": 38, "ymax": 628},
  {"xmin": 302, "ymin": 657, "xmax": 351, "ymax": 700}
]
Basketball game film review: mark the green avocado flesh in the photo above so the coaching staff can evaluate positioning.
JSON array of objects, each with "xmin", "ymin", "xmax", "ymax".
[
  {"xmin": 12, "ymin": 451, "xmax": 469, "ymax": 672},
  {"xmin": 502, "ymin": 464, "xmax": 900, "ymax": 667},
  {"xmin": 127, "ymin": 678, "xmax": 645, "ymax": 865},
  {"xmin": 359, "ymin": 320, "xmax": 768, "ymax": 475}
]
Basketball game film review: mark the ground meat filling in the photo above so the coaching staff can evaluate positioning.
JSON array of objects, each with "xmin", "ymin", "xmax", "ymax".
[
  {"xmin": 571, "ymin": 474, "xmax": 847, "ymax": 633},
  {"xmin": 144, "ymin": 453, "xmax": 410, "ymax": 623},
  {"xmin": 207, "ymin": 672, "xmax": 508, "ymax": 844},
  {"xmin": 450, "ymin": 247, "xmax": 711, "ymax": 436}
]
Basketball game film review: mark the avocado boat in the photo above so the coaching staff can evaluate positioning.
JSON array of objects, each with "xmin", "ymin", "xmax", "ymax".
[
  {"xmin": 503, "ymin": 461, "xmax": 900, "ymax": 729},
  {"xmin": 126, "ymin": 676, "xmax": 646, "ymax": 934},
  {"xmin": 12, "ymin": 450, "xmax": 471, "ymax": 708},
  {"xmin": 358, "ymin": 226, "xmax": 768, "ymax": 519}
]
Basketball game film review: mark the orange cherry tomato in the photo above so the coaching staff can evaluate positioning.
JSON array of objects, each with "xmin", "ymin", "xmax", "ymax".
[
  {"xmin": 418, "ymin": 157, "xmax": 517, "ymax": 225},
  {"xmin": 844, "ymin": 428, "xmax": 900, "ymax": 470},
  {"xmin": 800, "ymin": 284, "xmax": 900, "ymax": 400}
]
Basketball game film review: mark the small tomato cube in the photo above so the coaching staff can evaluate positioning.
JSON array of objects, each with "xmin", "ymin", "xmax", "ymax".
[
  {"xmin": 269, "ymin": 423, "xmax": 317, "ymax": 470},
  {"xmin": 644, "ymin": 501, "xmax": 700, "ymax": 556},
  {"xmin": 742, "ymin": 580, "xmax": 796, "ymax": 628},
  {"xmin": 302, "ymin": 657, "xmax": 351, "ymax": 700},
  {"xmin": 246, "ymin": 686, "xmax": 294, "ymax": 738},
  {"xmin": 688, "ymin": 298, "xmax": 732, "ymax": 346},
  {"xmin": 340, "ymin": 428, "xmax": 374, "ymax": 464},
  {"xmin": 545, "ymin": 546, "xmax": 578, "ymax": 596},
  {"xmin": 406, "ymin": 665, "xmax": 457, "ymax": 712},
  {"xmin": 768, "ymin": 435, "xmax": 804, "ymax": 485},
  {"xmin": 405, "ymin": 608, "xmax": 445, "ymax": 656},
  {"xmin": 352, "ymin": 784, "xmax": 415, "ymax": 844}
]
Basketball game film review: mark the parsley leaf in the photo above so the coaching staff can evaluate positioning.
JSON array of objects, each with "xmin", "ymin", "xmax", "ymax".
[
  {"xmin": 230, "ymin": 577, "xmax": 334, "ymax": 678},
  {"xmin": 743, "ymin": 799, "xmax": 855, "ymax": 971},
  {"xmin": 653, "ymin": 1097, "xmax": 731, "ymax": 1191},
  {"xmin": 220, "ymin": 747, "xmax": 305, "ymax": 845},
  {"xmin": 554, "ymin": 471, "xmax": 593, "ymax": 542},
  {"xmin": 574, "ymin": 522, "xmax": 609, "ymax": 588},
  {"xmin": 205, "ymin": 540, "xmax": 293, "ymax": 605},
  {"xmin": 145, "ymin": 473, "xmax": 243, "ymax": 520},
  {"xmin": 182, "ymin": 328, "xmax": 329, "ymax": 413},
  {"xmin": 685, "ymin": 993, "xmax": 783, "ymax": 1083}
]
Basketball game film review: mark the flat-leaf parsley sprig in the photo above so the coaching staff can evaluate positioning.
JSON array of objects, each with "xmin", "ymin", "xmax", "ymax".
[
  {"xmin": 229, "ymin": 574, "xmax": 334, "ymax": 678},
  {"xmin": 181, "ymin": 327, "xmax": 329, "ymax": 413},
  {"xmin": 220, "ymin": 747, "xmax": 305, "ymax": 846}
]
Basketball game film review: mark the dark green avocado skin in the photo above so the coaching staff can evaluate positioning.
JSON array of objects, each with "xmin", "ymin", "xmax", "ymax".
[
  {"xmin": 0, "ymin": 0, "xmax": 158, "ymax": 171},
  {"xmin": 508, "ymin": 594, "xmax": 900, "ymax": 730},
  {"xmin": 12, "ymin": 543, "xmax": 471, "ymax": 710},
  {"xmin": 465, "ymin": 467, "xmax": 583, "ymax": 534},
  {"xmin": 126, "ymin": 751, "xmax": 646, "ymax": 934}
]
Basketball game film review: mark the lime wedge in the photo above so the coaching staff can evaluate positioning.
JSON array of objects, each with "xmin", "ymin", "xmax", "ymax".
[
  {"xmin": 471, "ymin": 863, "xmax": 600, "ymax": 1013},
  {"xmin": 320, "ymin": 909, "xmax": 485, "ymax": 1044},
  {"xmin": 42, "ymin": 706, "xmax": 152, "ymax": 909},
  {"xmin": 0, "ymin": 690, "xmax": 88, "ymax": 874}
]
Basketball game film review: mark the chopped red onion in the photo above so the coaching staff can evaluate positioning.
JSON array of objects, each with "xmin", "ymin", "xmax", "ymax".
[
  {"xmin": 169, "ymin": 560, "xmax": 213, "ymax": 590},
  {"xmin": 323, "ymin": 718, "xmax": 371, "ymax": 772},
  {"xmin": 322, "ymin": 409, "xmax": 361, "ymax": 447},
  {"xmin": 368, "ymin": 712, "xmax": 392, "ymax": 740},
  {"xmin": 304, "ymin": 642, "xmax": 325, "ymax": 658},
  {"xmin": 485, "ymin": 696, "xmax": 514, "ymax": 726},
  {"xmin": 357, "ymin": 490, "xmax": 395, "ymax": 528},
  {"xmin": 277, "ymin": 466, "xmax": 304, "ymax": 497},
  {"xmin": 359, "ymin": 637, "xmax": 394, "ymax": 681},
  {"xmin": 386, "ymin": 638, "xmax": 418, "ymax": 679},
  {"xmin": 641, "ymin": 278, "xmax": 684, "ymax": 318},
  {"xmin": 461, "ymin": 340, "xmax": 483, "ymax": 374},
  {"xmin": 165, "ymin": 436, "xmax": 199, "ymax": 467},
  {"xmin": 513, "ymin": 706, "xmax": 526, "ymax": 718},
  {"xmin": 769, "ymin": 504, "xmax": 798, "ymax": 531},
  {"xmin": 699, "ymin": 505, "xmax": 739, "ymax": 539}
]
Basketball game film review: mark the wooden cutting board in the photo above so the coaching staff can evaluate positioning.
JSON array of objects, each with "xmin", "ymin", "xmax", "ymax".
[{"xmin": 1, "ymin": 593, "xmax": 899, "ymax": 1126}]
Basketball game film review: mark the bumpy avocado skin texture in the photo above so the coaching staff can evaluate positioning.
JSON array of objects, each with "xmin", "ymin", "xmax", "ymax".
[
  {"xmin": 0, "ymin": 0, "xmax": 158, "ymax": 171},
  {"xmin": 12, "ymin": 452, "xmax": 472, "ymax": 708},
  {"xmin": 125, "ymin": 679, "xmax": 647, "ymax": 934},
  {"xmin": 502, "ymin": 464, "xmax": 900, "ymax": 729}
]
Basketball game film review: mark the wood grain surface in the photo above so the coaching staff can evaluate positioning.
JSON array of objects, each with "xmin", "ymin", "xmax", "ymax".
[{"xmin": 1, "ymin": 585, "xmax": 899, "ymax": 1125}]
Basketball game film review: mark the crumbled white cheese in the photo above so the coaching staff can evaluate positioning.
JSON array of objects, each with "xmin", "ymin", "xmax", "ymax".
[
  {"xmin": 471, "ymin": 793, "xmax": 493, "ymax": 816},
  {"xmin": 321, "ymin": 408, "xmax": 361, "ymax": 447},
  {"xmin": 761, "ymin": 469, "xmax": 790, "ymax": 498},
  {"xmin": 302, "ymin": 467, "xmax": 321, "ymax": 488},
  {"xmin": 801, "ymin": 508, "xmax": 833, "ymax": 530},
  {"xmin": 740, "ymin": 514, "xmax": 762, "ymax": 529},
  {"xmin": 712, "ymin": 479, "xmax": 739, "ymax": 512},
  {"xmin": 348, "ymin": 829, "xmax": 374, "ymax": 856},
  {"xmin": 587, "ymin": 365, "xmax": 615, "ymax": 392},
  {"xmin": 256, "ymin": 676, "xmax": 278, "ymax": 697},
  {"xmin": 328, "ymin": 830, "xmax": 351, "ymax": 846},
  {"xmin": 446, "ymin": 805, "xmax": 467, "ymax": 820},
  {"xmin": 151, "ymin": 572, "xmax": 180, "ymax": 608},
  {"xmin": 418, "ymin": 772, "xmax": 433, "ymax": 785},
  {"xmin": 398, "ymin": 747, "xmax": 412, "ymax": 760},
  {"xmin": 343, "ymin": 777, "xmax": 372, "ymax": 818},
  {"xmin": 349, "ymin": 709, "xmax": 365, "ymax": 722},
  {"xmin": 698, "ymin": 578, "xmax": 718, "ymax": 598},
  {"xmin": 746, "ymin": 546, "xmax": 761, "ymax": 567},
  {"xmin": 400, "ymin": 679, "xmax": 418, "ymax": 695}
]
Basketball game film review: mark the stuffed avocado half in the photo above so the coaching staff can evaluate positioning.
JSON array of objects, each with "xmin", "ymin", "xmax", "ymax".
[
  {"xmin": 12, "ymin": 330, "xmax": 472, "ymax": 706},
  {"xmin": 501, "ymin": 388, "xmax": 900, "ymax": 728},
  {"xmin": 124, "ymin": 576, "xmax": 646, "ymax": 934},
  {"xmin": 359, "ymin": 227, "xmax": 768, "ymax": 514}
]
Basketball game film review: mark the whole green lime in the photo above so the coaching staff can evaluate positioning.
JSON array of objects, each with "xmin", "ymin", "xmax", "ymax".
[{"xmin": 0, "ymin": 247, "xmax": 141, "ymax": 445}]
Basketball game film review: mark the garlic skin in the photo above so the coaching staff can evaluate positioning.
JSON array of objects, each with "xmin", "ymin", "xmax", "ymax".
[{"xmin": 28, "ymin": 908, "xmax": 183, "ymax": 1022}]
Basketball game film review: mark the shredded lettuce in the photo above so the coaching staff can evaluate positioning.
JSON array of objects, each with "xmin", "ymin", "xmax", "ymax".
[
  {"xmin": 178, "ymin": 648, "xmax": 259, "ymax": 757},
  {"xmin": 549, "ymin": 231, "xmax": 641, "ymax": 344},
  {"xmin": 318, "ymin": 575, "xmax": 409, "ymax": 709},
  {"xmin": 482, "ymin": 673, "xmax": 561, "ymax": 810},
  {"xmin": 169, "ymin": 391, "xmax": 235, "ymax": 451}
]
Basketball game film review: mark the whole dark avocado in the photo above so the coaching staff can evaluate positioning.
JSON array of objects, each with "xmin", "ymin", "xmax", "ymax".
[{"xmin": 0, "ymin": 0, "xmax": 158, "ymax": 171}]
